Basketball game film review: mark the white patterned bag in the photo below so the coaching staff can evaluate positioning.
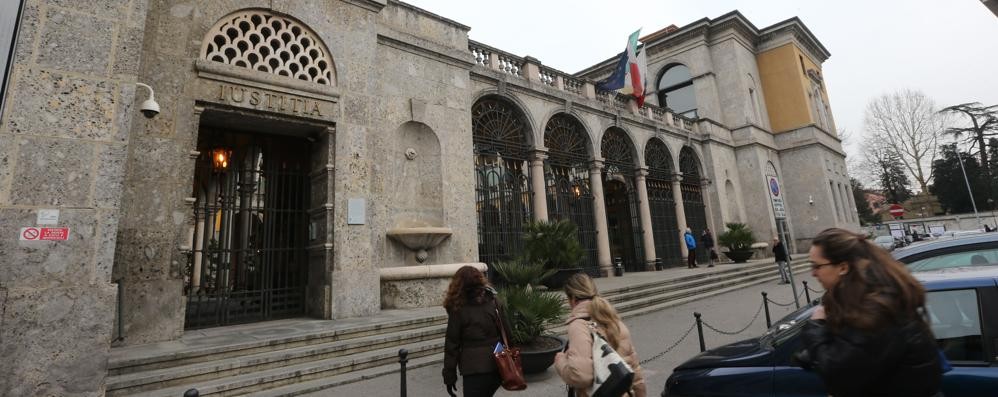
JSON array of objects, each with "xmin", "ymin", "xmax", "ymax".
[{"xmin": 588, "ymin": 322, "xmax": 634, "ymax": 397}]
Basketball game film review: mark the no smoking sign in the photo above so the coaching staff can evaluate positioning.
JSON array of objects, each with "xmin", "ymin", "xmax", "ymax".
[{"xmin": 20, "ymin": 227, "xmax": 70, "ymax": 241}]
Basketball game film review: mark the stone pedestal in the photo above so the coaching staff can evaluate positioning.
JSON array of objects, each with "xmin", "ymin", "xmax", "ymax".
[{"xmin": 379, "ymin": 263, "xmax": 487, "ymax": 309}]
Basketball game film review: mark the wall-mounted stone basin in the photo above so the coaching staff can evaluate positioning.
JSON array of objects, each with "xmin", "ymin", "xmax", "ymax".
[
  {"xmin": 386, "ymin": 226, "xmax": 453, "ymax": 263},
  {"xmin": 379, "ymin": 263, "xmax": 487, "ymax": 309}
]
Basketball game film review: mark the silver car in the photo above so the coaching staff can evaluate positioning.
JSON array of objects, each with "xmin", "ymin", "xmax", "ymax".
[{"xmin": 873, "ymin": 235, "xmax": 896, "ymax": 251}]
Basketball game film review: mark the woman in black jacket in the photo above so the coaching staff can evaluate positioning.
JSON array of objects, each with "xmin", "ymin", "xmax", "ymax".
[
  {"xmin": 441, "ymin": 265, "xmax": 505, "ymax": 397},
  {"xmin": 794, "ymin": 228, "xmax": 942, "ymax": 397}
]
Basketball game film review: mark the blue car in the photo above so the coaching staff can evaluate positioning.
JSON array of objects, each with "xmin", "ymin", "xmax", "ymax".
[{"xmin": 662, "ymin": 234, "xmax": 998, "ymax": 397}]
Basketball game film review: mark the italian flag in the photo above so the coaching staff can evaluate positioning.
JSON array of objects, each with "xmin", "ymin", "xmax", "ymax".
[{"xmin": 597, "ymin": 29, "xmax": 649, "ymax": 106}]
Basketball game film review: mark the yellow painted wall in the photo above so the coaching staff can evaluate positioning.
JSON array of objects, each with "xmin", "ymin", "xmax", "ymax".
[{"xmin": 757, "ymin": 43, "xmax": 834, "ymax": 133}]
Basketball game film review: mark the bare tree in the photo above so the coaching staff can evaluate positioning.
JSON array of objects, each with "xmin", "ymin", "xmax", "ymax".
[
  {"xmin": 940, "ymin": 102, "xmax": 998, "ymax": 166},
  {"xmin": 864, "ymin": 89, "xmax": 947, "ymax": 192}
]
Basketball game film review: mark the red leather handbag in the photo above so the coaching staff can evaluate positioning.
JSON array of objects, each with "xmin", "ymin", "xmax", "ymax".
[{"xmin": 493, "ymin": 307, "xmax": 527, "ymax": 391}]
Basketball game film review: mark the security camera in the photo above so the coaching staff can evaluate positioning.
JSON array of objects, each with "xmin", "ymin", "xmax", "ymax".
[{"xmin": 136, "ymin": 83, "xmax": 160, "ymax": 119}]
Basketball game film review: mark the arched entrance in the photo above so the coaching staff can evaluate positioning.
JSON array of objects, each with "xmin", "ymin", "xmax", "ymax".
[
  {"xmin": 185, "ymin": 129, "xmax": 312, "ymax": 329},
  {"xmin": 544, "ymin": 114, "xmax": 598, "ymax": 275},
  {"xmin": 646, "ymin": 139, "xmax": 682, "ymax": 267},
  {"xmin": 472, "ymin": 97, "xmax": 532, "ymax": 267},
  {"xmin": 680, "ymin": 146, "xmax": 709, "ymax": 264},
  {"xmin": 601, "ymin": 128, "xmax": 644, "ymax": 272}
]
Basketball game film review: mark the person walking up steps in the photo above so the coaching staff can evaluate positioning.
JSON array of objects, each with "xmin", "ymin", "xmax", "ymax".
[
  {"xmin": 701, "ymin": 228, "xmax": 716, "ymax": 267},
  {"xmin": 684, "ymin": 228, "xmax": 698, "ymax": 269},
  {"xmin": 773, "ymin": 237, "xmax": 791, "ymax": 284}
]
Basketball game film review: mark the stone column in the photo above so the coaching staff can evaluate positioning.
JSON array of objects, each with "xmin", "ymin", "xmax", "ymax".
[
  {"xmin": 529, "ymin": 151, "xmax": 549, "ymax": 222},
  {"xmin": 589, "ymin": 161, "xmax": 614, "ymax": 276},
  {"xmin": 672, "ymin": 175, "xmax": 690, "ymax": 259},
  {"xmin": 635, "ymin": 168, "xmax": 657, "ymax": 270}
]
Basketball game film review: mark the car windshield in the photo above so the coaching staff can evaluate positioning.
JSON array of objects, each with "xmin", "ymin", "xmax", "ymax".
[
  {"xmin": 906, "ymin": 246, "xmax": 998, "ymax": 271},
  {"xmin": 758, "ymin": 304, "xmax": 816, "ymax": 347}
]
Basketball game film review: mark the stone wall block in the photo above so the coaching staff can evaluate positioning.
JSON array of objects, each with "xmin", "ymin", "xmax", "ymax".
[
  {"xmin": 94, "ymin": 143, "xmax": 127, "ymax": 209},
  {"xmin": 4, "ymin": 68, "xmax": 119, "ymax": 141},
  {"xmin": 118, "ymin": 278, "xmax": 184, "ymax": 345},
  {"xmin": 112, "ymin": 25, "xmax": 145, "ymax": 77},
  {"xmin": 0, "ymin": 134, "xmax": 14, "ymax": 205},
  {"xmin": 113, "ymin": 230, "xmax": 177, "ymax": 280},
  {"xmin": 0, "ymin": 284, "xmax": 116, "ymax": 397},
  {"xmin": 10, "ymin": 136, "xmax": 95, "ymax": 207},
  {"xmin": 36, "ymin": 7, "xmax": 114, "ymax": 75},
  {"xmin": 10, "ymin": 4, "xmax": 40, "ymax": 66},
  {"xmin": 47, "ymin": 0, "xmax": 131, "ymax": 21},
  {"xmin": 0, "ymin": 208, "xmax": 98, "ymax": 288},
  {"xmin": 95, "ymin": 210, "xmax": 120, "ymax": 284}
]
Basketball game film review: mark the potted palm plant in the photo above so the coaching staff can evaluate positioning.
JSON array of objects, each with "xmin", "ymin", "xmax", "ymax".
[
  {"xmin": 521, "ymin": 220, "xmax": 585, "ymax": 290},
  {"xmin": 491, "ymin": 260, "xmax": 567, "ymax": 374},
  {"xmin": 717, "ymin": 222, "xmax": 756, "ymax": 263}
]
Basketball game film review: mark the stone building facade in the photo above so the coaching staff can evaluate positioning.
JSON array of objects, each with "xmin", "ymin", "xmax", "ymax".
[{"xmin": 0, "ymin": 1, "xmax": 858, "ymax": 395}]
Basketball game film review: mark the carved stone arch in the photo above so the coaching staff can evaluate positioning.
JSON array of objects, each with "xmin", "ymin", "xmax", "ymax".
[
  {"xmin": 544, "ymin": 112, "xmax": 594, "ymax": 162},
  {"xmin": 472, "ymin": 90, "xmax": 537, "ymax": 149},
  {"xmin": 600, "ymin": 127, "xmax": 640, "ymax": 171},
  {"xmin": 679, "ymin": 145, "xmax": 703, "ymax": 181},
  {"xmin": 644, "ymin": 137, "xmax": 674, "ymax": 179},
  {"xmin": 471, "ymin": 94, "xmax": 533, "ymax": 159},
  {"xmin": 201, "ymin": 9, "xmax": 337, "ymax": 85},
  {"xmin": 538, "ymin": 109, "xmax": 595, "ymax": 155}
]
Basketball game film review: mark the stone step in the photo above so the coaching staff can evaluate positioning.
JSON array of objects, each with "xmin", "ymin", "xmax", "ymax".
[
  {"xmin": 105, "ymin": 324, "xmax": 447, "ymax": 396},
  {"xmin": 113, "ymin": 339, "xmax": 444, "ymax": 397},
  {"xmin": 108, "ymin": 311, "xmax": 447, "ymax": 376},
  {"xmin": 599, "ymin": 260, "xmax": 780, "ymax": 297},
  {"xmin": 110, "ymin": 261, "xmax": 811, "ymax": 396}
]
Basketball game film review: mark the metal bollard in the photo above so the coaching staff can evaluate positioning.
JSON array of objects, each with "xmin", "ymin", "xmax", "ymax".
[
  {"xmin": 613, "ymin": 257, "xmax": 624, "ymax": 277},
  {"xmin": 398, "ymin": 348, "xmax": 409, "ymax": 397},
  {"xmin": 694, "ymin": 312, "xmax": 705, "ymax": 352},
  {"xmin": 803, "ymin": 281, "xmax": 811, "ymax": 303},
  {"xmin": 655, "ymin": 257, "xmax": 663, "ymax": 271},
  {"xmin": 183, "ymin": 389, "xmax": 199, "ymax": 397},
  {"xmin": 762, "ymin": 292, "xmax": 772, "ymax": 328}
]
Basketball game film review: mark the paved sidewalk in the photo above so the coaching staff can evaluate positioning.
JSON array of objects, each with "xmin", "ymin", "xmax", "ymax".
[{"xmin": 309, "ymin": 267, "xmax": 816, "ymax": 396}]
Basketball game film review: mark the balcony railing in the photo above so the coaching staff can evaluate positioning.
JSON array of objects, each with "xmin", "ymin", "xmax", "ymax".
[{"xmin": 469, "ymin": 40, "xmax": 697, "ymax": 133}]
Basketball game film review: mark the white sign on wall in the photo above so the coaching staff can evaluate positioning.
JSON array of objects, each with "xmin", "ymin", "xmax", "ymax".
[{"xmin": 766, "ymin": 175, "xmax": 786, "ymax": 219}]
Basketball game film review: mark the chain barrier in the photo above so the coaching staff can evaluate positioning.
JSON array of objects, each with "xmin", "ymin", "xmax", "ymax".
[
  {"xmin": 639, "ymin": 321, "xmax": 697, "ymax": 365},
  {"xmin": 700, "ymin": 300, "xmax": 765, "ymax": 336},
  {"xmin": 765, "ymin": 295, "xmax": 797, "ymax": 307}
]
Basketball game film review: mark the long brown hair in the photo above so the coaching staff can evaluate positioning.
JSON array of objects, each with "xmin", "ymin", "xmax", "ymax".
[
  {"xmin": 811, "ymin": 228, "xmax": 927, "ymax": 331},
  {"xmin": 443, "ymin": 265, "xmax": 491, "ymax": 313},
  {"xmin": 563, "ymin": 273, "xmax": 624, "ymax": 348}
]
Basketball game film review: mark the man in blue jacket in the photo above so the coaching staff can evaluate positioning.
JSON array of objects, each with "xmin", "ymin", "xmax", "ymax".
[{"xmin": 684, "ymin": 228, "xmax": 698, "ymax": 269}]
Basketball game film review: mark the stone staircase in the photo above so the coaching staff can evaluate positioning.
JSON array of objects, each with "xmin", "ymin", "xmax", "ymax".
[{"xmin": 105, "ymin": 260, "xmax": 809, "ymax": 397}]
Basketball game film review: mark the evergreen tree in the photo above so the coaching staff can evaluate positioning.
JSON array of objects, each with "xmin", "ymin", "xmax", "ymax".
[
  {"xmin": 878, "ymin": 150, "xmax": 913, "ymax": 204},
  {"xmin": 850, "ymin": 178, "xmax": 880, "ymax": 225},
  {"xmin": 930, "ymin": 144, "xmax": 989, "ymax": 213}
]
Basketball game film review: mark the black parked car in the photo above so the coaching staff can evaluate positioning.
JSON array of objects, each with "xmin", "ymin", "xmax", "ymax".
[{"xmin": 662, "ymin": 233, "xmax": 998, "ymax": 397}]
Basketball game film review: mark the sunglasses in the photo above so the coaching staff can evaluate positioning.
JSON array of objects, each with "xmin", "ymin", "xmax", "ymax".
[{"xmin": 809, "ymin": 261, "xmax": 837, "ymax": 271}]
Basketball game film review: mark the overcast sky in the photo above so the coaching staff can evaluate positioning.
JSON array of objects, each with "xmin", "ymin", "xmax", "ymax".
[{"xmin": 405, "ymin": 0, "xmax": 998, "ymax": 162}]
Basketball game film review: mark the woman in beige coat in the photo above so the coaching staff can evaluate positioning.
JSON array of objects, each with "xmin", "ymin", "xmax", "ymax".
[{"xmin": 554, "ymin": 273, "xmax": 646, "ymax": 397}]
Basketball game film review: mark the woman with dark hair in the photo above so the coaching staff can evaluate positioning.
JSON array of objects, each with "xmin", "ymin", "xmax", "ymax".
[
  {"xmin": 794, "ymin": 228, "xmax": 942, "ymax": 397},
  {"xmin": 555, "ymin": 273, "xmax": 646, "ymax": 397},
  {"xmin": 442, "ymin": 265, "xmax": 506, "ymax": 397}
]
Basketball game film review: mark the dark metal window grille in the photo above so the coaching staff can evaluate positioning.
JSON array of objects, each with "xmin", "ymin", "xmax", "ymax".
[
  {"xmin": 184, "ymin": 136, "xmax": 310, "ymax": 329},
  {"xmin": 679, "ymin": 146, "xmax": 709, "ymax": 263},
  {"xmin": 544, "ymin": 114, "xmax": 597, "ymax": 275},
  {"xmin": 645, "ymin": 139, "xmax": 681, "ymax": 266},
  {"xmin": 602, "ymin": 129, "xmax": 644, "ymax": 272},
  {"xmin": 473, "ymin": 98, "xmax": 532, "ymax": 267}
]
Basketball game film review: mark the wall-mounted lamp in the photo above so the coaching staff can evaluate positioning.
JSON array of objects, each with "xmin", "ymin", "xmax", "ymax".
[
  {"xmin": 808, "ymin": 195, "xmax": 814, "ymax": 205},
  {"xmin": 211, "ymin": 148, "xmax": 232, "ymax": 170},
  {"xmin": 135, "ymin": 83, "xmax": 160, "ymax": 119}
]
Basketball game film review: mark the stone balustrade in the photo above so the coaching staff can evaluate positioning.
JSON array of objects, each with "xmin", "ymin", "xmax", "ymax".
[{"xmin": 468, "ymin": 40, "xmax": 696, "ymax": 132}]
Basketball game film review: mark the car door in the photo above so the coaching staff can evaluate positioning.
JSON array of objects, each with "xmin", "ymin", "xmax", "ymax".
[{"xmin": 928, "ymin": 285, "xmax": 998, "ymax": 395}]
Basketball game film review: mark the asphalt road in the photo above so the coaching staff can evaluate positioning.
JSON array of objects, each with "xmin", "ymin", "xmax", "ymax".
[{"xmin": 313, "ymin": 272, "xmax": 815, "ymax": 396}]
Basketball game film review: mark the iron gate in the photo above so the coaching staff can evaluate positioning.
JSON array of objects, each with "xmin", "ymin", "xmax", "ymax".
[
  {"xmin": 680, "ymin": 147, "xmax": 709, "ymax": 264},
  {"xmin": 545, "ymin": 114, "xmax": 598, "ymax": 276},
  {"xmin": 472, "ymin": 97, "xmax": 532, "ymax": 268},
  {"xmin": 184, "ymin": 133, "xmax": 310, "ymax": 329}
]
